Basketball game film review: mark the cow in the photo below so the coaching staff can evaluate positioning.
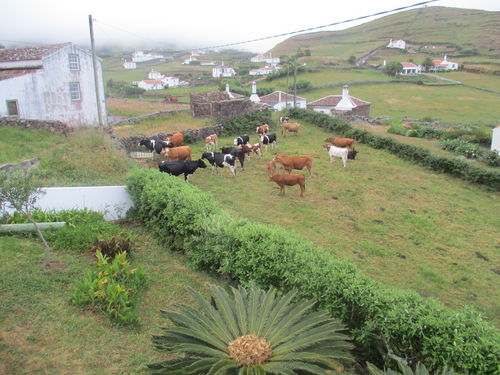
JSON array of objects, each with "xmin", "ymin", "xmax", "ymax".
[
  {"xmin": 260, "ymin": 133, "xmax": 277, "ymax": 152},
  {"xmin": 281, "ymin": 122, "xmax": 300, "ymax": 137},
  {"xmin": 220, "ymin": 146, "xmax": 245, "ymax": 170},
  {"xmin": 256, "ymin": 124, "xmax": 270, "ymax": 135},
  {"xmin": 161, "ymin": 145, "xmax": 192, "ymax": 161},
  {"xmin": 322, "ymin": 144, "xmax": 348, "ymax": 168},
  {"xmin": 279, "ymin": 116, "xmax": 289, "ymax": 123},
  {"xmin": 241, "ymin": 143, "xmax": 261, "ymax": 158},
  {"xmin": 265, "ymin": 160, "xmax": 276, "ymax": 176},
  {"xmin": 269, "ymin": 173, "xmax": 305, "ymax": 197},
  {"xmin": 204, "ymin": 134, "xmax": 218, "ymax": 151},
  {"xmin": 272, "ymin": 154, "xmax": 313, "ymax": 176},
  {"xmin": 163, "ymin": 132, "xmax": 184, "ymax": 148},
  {"xmin": 324, "ymin": 137, "xmax": 355, "ymax": 150},
  {"xmin": 201, "ymin": 152, "xmax": 237, "ymax": 176},
  {"xmin": 158, "ymin": 159, "xmax": 207, "ymax": 182},
  {"xmin": 139, "ymin": 139, "xmax": 168, "ymax": 154},
  {"xmin": 348, "ymin": 149, "xmax": 358, "ymax": 160},
  {"xmin": 233, "ymin": 134, "xmax": 250, "ymax": 146}
]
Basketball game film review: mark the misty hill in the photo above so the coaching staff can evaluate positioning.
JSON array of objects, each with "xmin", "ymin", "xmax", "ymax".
[{"xmin": 271, "ymin": 6, "xmax": 500, "ymax": 64}]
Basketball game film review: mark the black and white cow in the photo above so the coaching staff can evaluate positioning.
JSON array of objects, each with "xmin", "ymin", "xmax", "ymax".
[
  {"xmin": 158, "ymin": 159, "xmax": 207, "ymax": 181},
  {"xmin": 201, "ymin": 152, "xmax": 237, "ymax": 176},
  {"xmin": 139, "ymin": 139, "xmax": 169, "ymax": 154},
  {"xmin": 347, "ymin": 149, "xmax": 358, "ymax": 160},
  {"xmin": 260, "ymin": 133, "xmax": 277, "ymax": 152},
  {"xmin": 220, "ymin": 146, "xmax": 245, "ymax": 170},
  {"xmin": 233, "ymin": 134, "xmax": 250, "ymax": 146}
]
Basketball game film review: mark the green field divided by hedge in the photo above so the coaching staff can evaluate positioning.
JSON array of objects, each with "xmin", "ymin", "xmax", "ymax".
[{"xmin": 126, "ymin": 169, "xmax": 499, "ymax": 374}]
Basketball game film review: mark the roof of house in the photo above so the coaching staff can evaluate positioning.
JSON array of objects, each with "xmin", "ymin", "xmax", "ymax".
[
  {"xmin": 0, "ymin": 43, "xmax": 72, "ymax": 62},
  {"xmin": 402, "ymin": 62, "xmax": 418, "ymax": 68},
  {"xmin": 307, "ymin": 95, "xmax": 370, "ymax": 107},
  {"xmin": 143, "ymin": 80, "xmax": 164, "ymax": 84},
  {"xmin": 259, "ymin": 91, "xmax": 306, "ymax": 104}
]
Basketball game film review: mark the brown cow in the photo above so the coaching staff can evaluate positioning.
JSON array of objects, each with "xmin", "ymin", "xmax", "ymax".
[
  {"xmin": 204, "ymin": 134, "xmax": 218, "ymax": 151},
  {"xmin": 161, "ymin": 146, "xmax": 192, "ymax": 161},
  {"xmin": 269, "ymin": 173, "xmax": 305, "ymax": 197},
  {"xmin": 272, "ymin": 154, "xmax": 313, "ymax": 176},
  {"xmin": 281, "ymin": 122, "xmax": 300, "ymax": 136},
  {"xmin": 241, "ymin": 143, "xmax": 261, "ymax": 158},
  {"xmin": 324, "ymin": 137, "xmax": 355, "ymax": 149},
  {"xmin": 256, "ymin": 124, "xmax": 270, "ymax": 135},
  {"xmin": 265, "ymin": 160, "xmax": 276, "ymax": 176},
  {"xmin": 164, "ymin": 132, "xmax": 184, "ymax": 147}
]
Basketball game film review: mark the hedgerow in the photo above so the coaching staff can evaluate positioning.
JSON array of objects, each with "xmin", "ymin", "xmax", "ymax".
[
  {"xmin": 220, "ymin": 109, "xmax": 275, "ymax": 136},
  {"xmin": 126, "ymin": 169, "xmax": 500, "ymax": 374},
  {"xmin": 286, "ymin": 108, "xmax": 500, "ymax": 190}
]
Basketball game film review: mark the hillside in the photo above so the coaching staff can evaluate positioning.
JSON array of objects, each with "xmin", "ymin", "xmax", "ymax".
[{"xmin": 271, "ymin": 6, "xmax": 500, "ymax": 64}]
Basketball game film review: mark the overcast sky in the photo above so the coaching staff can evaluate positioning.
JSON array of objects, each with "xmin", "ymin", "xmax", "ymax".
[{"xmin": 1, "ymin": 0, "xmax": 498, "ymax": 53}]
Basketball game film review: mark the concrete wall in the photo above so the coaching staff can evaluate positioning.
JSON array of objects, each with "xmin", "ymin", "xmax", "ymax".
[
  {"xmin": 2, "ymin": 186, "xmax": 133, "ymax": 221},
  {"xmin": 492, "ymin": 127, "xmax": 500, "ymax": 152}
]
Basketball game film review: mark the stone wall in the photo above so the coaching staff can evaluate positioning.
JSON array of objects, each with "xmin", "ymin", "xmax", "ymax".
[
  {"xmin": 190, "ymin": 91, "xmax": 255, "ymax": 121},
  {"xmin": 0, "ymin": 117, "xmax": 71, "ymax": 134},
  {"xmin": 0, "ymin": 157, "xmax": 39, "ymax": 172}
]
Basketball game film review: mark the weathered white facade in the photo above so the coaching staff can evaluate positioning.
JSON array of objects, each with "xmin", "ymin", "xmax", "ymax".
[
  {"xmin": 249, "ymin": 66, "xmax": 279, "ymax": 76},
  {"xmin": 400, "ymin": 62, "xmax": 422, "ymax": 75},
  {"xmin": 387, "ymin": 39, "xmax": 406, "ymax": 49},
  {"xmin": 123, "ymin": 61, "xmax": 137, "ymax": 69},
  {"xmin": 251, "ymin": 54, "xmax": 280, "ymax": 64},
  {"xmin": 212, "ymin": 65, "xmax": 237, "ymax": 78},
  {"xmin": 491, "ymin": 126, "xmax": 500, "ymax": 153},
  {"xmin": 429, "ymin": 55, "xmax": 459, "ymax": 71},
  {"xmin": 0, "ymin": 43, "xmax": 106, "ymax": 126},
  {"xmin": 259, "ymin": 91, "xmax": 307, "ymax": 110}
]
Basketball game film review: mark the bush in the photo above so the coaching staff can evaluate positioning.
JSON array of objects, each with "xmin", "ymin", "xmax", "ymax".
[
  {"xmin": 441, "ymin": 139, "xmax": 483, "ymax": 159},
  {"xmin": 92, "ymin": 233, "xmax": 133, "ymax": 259},
  {"xmin": 387, "ymin": 122, "xmax": 408, "ymax": 136},
  {"xmin": 70, "ymin": 251, "xmax": 147, "ymax": 326},
  {"xmin": 483, "ymin": 150, "xmax": 500, "ymax": 167},
  {"xmin": 220, "ymin": 109, "xmax": 274, "ymax": 136}
]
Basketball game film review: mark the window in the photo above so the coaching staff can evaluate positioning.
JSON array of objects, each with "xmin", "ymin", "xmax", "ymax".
[
  {"xmin": 69, "ymin": 54, "xmax": 80, "ymax": 71},
  {"xmin": 7, "ymin": 100, "xmax": 19, "ymax": 116},
  {"xmin": 69, "ymin": 82, "xmax": 81, "ymax": 101}
]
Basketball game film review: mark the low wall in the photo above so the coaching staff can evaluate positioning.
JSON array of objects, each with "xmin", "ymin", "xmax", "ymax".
[
  {"xmin": 0, "ymin": 117, "xmax": 71, "ymax": 134},
  {"xmin": 110, "ymin": 109, "xmax": 190, "ymax": 126},
  {"xmin": 2, "ymin": 186, "xmax": 133, "ymax": 221},
  {"xmin": 0, "ymin": 158, "xmax": 39, "ymax": 172}
]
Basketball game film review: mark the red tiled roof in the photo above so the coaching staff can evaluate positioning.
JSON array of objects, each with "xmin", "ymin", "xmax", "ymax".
[
  {"xmin": 402, "ymin": 62, "xmax": 417, "ymax": 68},
  {"xmin": 308, "ymin": 95, "xmax": 370, "ymax": 107},
  {"xmin": 0, "ymin": 43, "xmax": 71, "ymax": 62},
  {"xmin": 143, "ymin": 80, "xmax": 164, "ymax": 84}
]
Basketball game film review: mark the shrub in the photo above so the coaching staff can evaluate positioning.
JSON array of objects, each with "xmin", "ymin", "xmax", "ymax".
[
  {"xmin": 70, "ymin": 251, "xmax": 147, "ymax": 326},
  {"xmin": 387, "ymin": 123, "xmax": 408, "ymax": 136},
  {"xmin": 440, "ymin": 139, "xmax": 483, "ymax": 159},
  {"xmin": 92, "ymin": 233, "xmax": 133, "ymax": 260},
  {"xmin": 483, "ymin": 150, "xmax": 500, "ymax": 167},
  {"xmin": 220, "ymin": 109, "xmax": 274, "ymax": 136}
]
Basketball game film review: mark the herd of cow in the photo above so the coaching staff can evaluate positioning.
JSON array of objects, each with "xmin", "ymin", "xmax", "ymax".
[{"xmin": 138, "ymin": 117, "xmax": 358, "ymax": 197}]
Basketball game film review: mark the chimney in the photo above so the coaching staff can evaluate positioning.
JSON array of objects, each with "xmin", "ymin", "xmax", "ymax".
[
  {"xmin": 249, "ymin": 81, "xmax": 260, "ymax": 103},
  {"xmin": 335, "ymin": 85, "xmax": 356, "ymax": 111}
]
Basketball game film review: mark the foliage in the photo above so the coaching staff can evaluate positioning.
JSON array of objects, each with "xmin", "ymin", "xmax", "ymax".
[
  {"xmin": 422, "ymin": 58, "xmax": 434, "ymax": 72},
  {"xmin": 367, "ymin": 359, "xmax": 454, "ymax": 375},
  {"xmin": 126, "ymin": 169, "xmax": 500, "ymax": 374},
  {"xmin": 387, "ymin": 122, "xmax": 408, "ymax": 136},
  {"xmin": 2, "ymin": 208, "xmax": 105, "ymax": 225},
  {"xmin": 289, "ymin": 79, "xmax": 311, "ymax": 90},
  {"xmin": 406, "ymin": 125, "xmax": 444, "ymax": 139},
  {"xmin": 348, "ymin": 56, "xmax": 356, "ymax": 64},
  {"xmin": 148, "ymin": 283, "xmax": 353, "ymax": 374},
  {"xmin": 483, "ymin": 150, "xmax": 500, "ymax": 167},
  {"xmin": 92, "ymin": 233, "xmax": 133, "ymax": 260},
  {"xmin": 441, "ymin": 127, "xmax": 491, "ymax": 146},
  {"xmin": 385, "ymin": 62, "xmax": 403, "ymax": 77},
  {"xmin": 107, "ymin": 80, "xmax": 146, "ymax": 97},
  {"xmin": 220, "ymin": 109, "xmax": 274, "ymax": 136},
  {"xmin": 70, "ymin": 251, "xmax": 147, "ymax": 326},
  {"xmin": 440, "ymin": 139, "xmax": 483, "ymax": 159}
]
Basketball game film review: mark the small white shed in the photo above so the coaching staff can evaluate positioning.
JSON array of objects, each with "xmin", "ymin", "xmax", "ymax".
[{"xmin": 491, "ymin": 126, "xmax": 500, "ymax": 153}]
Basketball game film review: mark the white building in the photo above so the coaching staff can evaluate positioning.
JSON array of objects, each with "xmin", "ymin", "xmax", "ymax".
[
  {"xmin": 249, "ymin": 66, "xmax": 280, "ymax": 76},
  {"xmin": 212, "ymin": 64, "xmax": 237, "ymax": 78},
  {"xmin": 135, "ymin": 74, "xmax": 180, "ymax": 91},
  {"xmin": 400, "ymin": 62, "xmax": 422, "ymax": 75},
  {"xmin": 429, "ymin": 55, "xmax": 459, "ymax": 71},
  {"xmin": 307, "ymin": 85, "xmax": 371, "ymax": 116},
  {"xmin": 249, "ymin": 82, "xmax": 260, "ymax": 103},
  {"xmin": 123, "ymin": 61, "xmax": 136, "ymax": 69},
  {"xmin": 251, "ymin": 53, "xmax": 280, "ymax": 65},
  {"xmin": 162, "ymin": 76, "xmax": 180, "ymax": 88},
  {"xmin": 132, "ymin": 50, "xmax": 164, "ymax": 63},
  {"xmin": 0, "ymin": 42, "xmax": 107, "ymax": 126},
  {"xmin": 387, "ymin": 39, "xmax": 406, "ymax": 49},
  {"xmin": 259, "ymin": 91, "xmax": 306, "ymax": 110},
  {"xmin": 148, "ymin": 69, "xmax": 163, "ymax": 80},
  {"xmin": 135, "ymin": 80, "xmax": 165, "ymax": 91},
  {"xmin": 491, "ymin": 126, "xmax": 500, "ymax": 153},
  {"xmin": 182, "ymin": 55, "xmax": 198, "ymax": 65}
]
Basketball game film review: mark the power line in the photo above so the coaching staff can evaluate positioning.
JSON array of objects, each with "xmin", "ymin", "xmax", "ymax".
[{"xmin": 94, "ymin": 0, "xmax": 439, "ymax": 52}]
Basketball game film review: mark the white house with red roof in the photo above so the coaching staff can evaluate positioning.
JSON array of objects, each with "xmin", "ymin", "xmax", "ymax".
[
  {"xmin": 135, "ymin": 70, "xmax": 180, "ymax": 90},
  {"xmin": 251, "ymin": 53, "xmax": 280, "ymax": 65},
  {"xmin": 400, "ymin": 62, "xmax": 422, "ymax": 75},
  {"xmin": 429, "ymin": 55, "xmax": 459, "ymax": 72},
  {"xmin": 249, "ymin": 65, "xmax": 280, "ymax": 76},
  {"xmin": 387, "ymin": 39, "xmax": 406, "ymax": 49},
  {"xmin": 259, "ymin": 91, "xmax": 306, "ymax": 110},
  {"xmin": 307, "ymin": 85, "xmax": 371, "ymax": 117},
  {"xmin": 0, "ymin": 43, "xmax": 107, "ymax": 126}
]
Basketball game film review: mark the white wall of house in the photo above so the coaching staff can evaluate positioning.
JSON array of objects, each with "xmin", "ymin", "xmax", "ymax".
[
  {"xmin": 0, "ymin": 44, "xmax": 106, "ymax": 126},
  {"xmin": 123, "ymin": 61, "xmax": 136, "ymax": 69},
  {"xmin": 491, "ymin": 127, "xmax": 500, "ymax": 153},
  {"xmin": 162, "ymin": 76, "xmax": 179, "ymax": 88},
  {"xmin": 212, "ymin": 66, "xmax": 236, "ymax": 78},
  {"xmin": 136, "ymin": 80, "xmax": 164, "ymax": 91},
  {"xmin": 311, "ymin": 107, "xmax": 332, "ymax": 115},
  {"xmin": 272, "ymin": 99, "xmax": 307, "ymax": 111}
]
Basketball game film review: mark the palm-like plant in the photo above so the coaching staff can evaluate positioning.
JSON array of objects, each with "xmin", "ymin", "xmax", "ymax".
[
  {"xmin": 149, "ymin": 283, "xmax": 353, "ymax": 374},
  {"xmin": 367, "ymin": 360, "xmax": 454, "ymax": 375}
]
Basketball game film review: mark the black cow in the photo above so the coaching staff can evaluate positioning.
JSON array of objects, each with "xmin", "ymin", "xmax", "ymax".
[
  {"xmin": 220, "ymin": 146, "xmax": 245, "ymax": 170},
  {"xmin": 347, "ymin": 149, "xmax": 358, "ymax": 160},
  {"xmin": 201, "ymin": 152, "xmax": 237, "ymax": 176},
  {"xmin": 158, "ymin": 159, "xmax": 207, "ymax": 181},
  {"xmin": 139, "ymin": 139, "xmax": 169, "ymax": 154},
  {"xmin": 233, "ymin": 134, "xmax": 250, "ymax": 146},
  {"xmin": 260, "ymin": 133, "xmax": 277, "ymax": 152}
]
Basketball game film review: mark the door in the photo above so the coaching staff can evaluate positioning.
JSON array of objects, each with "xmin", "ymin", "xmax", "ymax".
[{"xmin": 7, "ymin": 100, "xmax": 19, "ymax": 116}]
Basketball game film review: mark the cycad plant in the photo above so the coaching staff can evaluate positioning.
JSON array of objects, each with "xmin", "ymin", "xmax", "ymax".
[
  {"xmin": 149, "ymin": 283, "xmax": 353, "ymax": 374},
  {"xmin": 367, "ymin": 360, "xmax": 454, "ymax": 375}
]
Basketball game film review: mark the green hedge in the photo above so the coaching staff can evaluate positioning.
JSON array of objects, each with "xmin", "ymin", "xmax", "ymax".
[
  {"xmin": 220, "ymin": 108, "xmax": 275, "ymax": 136},
  {"xmin": 286, "ymin": 108, "xmax": 500, "ymax": 190},
  {"xmin": 126, "ymin": 169, "xmax": 499, "ymax": 374}
]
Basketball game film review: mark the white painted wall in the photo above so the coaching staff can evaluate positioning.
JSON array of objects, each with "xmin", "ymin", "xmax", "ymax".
[
  {"xmin": 2, "ymin": 186, "xmax": 133, "ymax": 221},
  {"xmin": 491, "ymin": 127, "xmax": 500, "ymax": 152}
]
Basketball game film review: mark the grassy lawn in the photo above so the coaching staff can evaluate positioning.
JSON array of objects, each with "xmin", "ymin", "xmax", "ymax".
[
  {"xmin": 106, "ymin": 97, "xmax": 189, "ymax": 117},
  {"xmin": 434, "ymin": 71, "xmax": 500, "ymax": 92},
  {"xmin": 0, "ymin": 225, "xmax": 224, "ymax": 375}
]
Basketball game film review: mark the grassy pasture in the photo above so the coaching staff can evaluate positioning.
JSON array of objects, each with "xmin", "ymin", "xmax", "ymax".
[
  {"xmin": 107, "ymin": 97, "xmax": 189, "ymax": 117},
  {"xmin": 434, "ymin": 71, "xmax": 500, "ymax": 92}
]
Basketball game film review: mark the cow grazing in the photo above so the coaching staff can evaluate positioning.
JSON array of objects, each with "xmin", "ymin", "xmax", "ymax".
[
  {"xmin": 348, "ymin": 149, "xmax": 358, "ymax": 160},
  {"xmin": 201, "ymin": 152, "xmax": 237, "ymax": 176},
  {"xmin": 256, "ymin": 124, "xmax": 270, "ymax": 135},
  {"xmin": 139, "ymin": 139, "xmax": 168, "ymax": 154},
  {"xmin": 269, "ymin": 173, "xmax": 305, "ymax": 197},
  {"xmin": 260, "ymin": 133, "xmax": 277, "ymax": 152},
  {"xmin": 233, "ymin": 134, "xmax": 250, "ymax": 146},
  {"xmin": 322, "ymin": 144, "xmax": 348, "ymax": 168},
  {"xmin": 162, "ymin": 145, "xmax": 192, "ymax": 161},
  {"xmin": 281, "ymin": 122, "xmax": 301, "ymax": 137},
  {"xmin": 158, "ymin": 159, "xmax": 207, "ymax": 181},
  {"xmin": 265, "ymin": 160, "xmax": 276, "ymax": 176},
  {"xmin": 279, "ymin": 116, "xmax": 289, "ymax": 123},
  {"xmin": 324, "ymin": 137, "xmax": 355, "ymax": 150},
  {"xmin": 272, "ymin": 154, "xmax": 313, "ymax": 176},
  {"xmin": 241, "ymin": 143, "xmax": 261, "ymax": 158},
  {"xmin": 220, "ymin": 146, "xmax": 245, "ymax": 170},
  {"xmin": 164, "ymin": 132, "xmax": 184, "ymax": 148},
  {"xmin": 204, "ymin": 134, "xmax": 218, "ymax": 151}
]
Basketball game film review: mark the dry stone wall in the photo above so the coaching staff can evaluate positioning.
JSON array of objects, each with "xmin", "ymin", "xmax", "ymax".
[
  {"xmin": 0, "ymin": 117, "xmax": 71, "ymax": 134},
  {"xmin": 190, "ymin": 91, "xmax": 255, "ymax": 121}
]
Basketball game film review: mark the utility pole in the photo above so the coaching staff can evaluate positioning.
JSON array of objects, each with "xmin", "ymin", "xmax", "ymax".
[{"xmin": 88, "ymin": 15, "xmax": 106, "ymax": 126}]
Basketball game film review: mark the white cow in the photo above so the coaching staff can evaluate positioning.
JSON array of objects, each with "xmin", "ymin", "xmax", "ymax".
[{"xmin": 322, "ymin": 144, "xmax": 349, "ymax": 168}]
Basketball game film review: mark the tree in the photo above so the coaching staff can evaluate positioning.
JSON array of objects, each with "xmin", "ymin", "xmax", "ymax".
[
  {"xmin": 0, "ymin": 167, "xmax": 53, "ymax": 266},
  {"xmin": 149, "ymin": 283, "xmax": 353, "ymax": 374},
  {"xmin": 348, "ymin": 56, "xmax": 356, "ymax": 64},
  {"xmin": 385, "ymin": 61, "xmax": 403, "ymax": 77},
  {"xmin": 422, "ymin": 57, "xmax": 434, "ymax": 72}
]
